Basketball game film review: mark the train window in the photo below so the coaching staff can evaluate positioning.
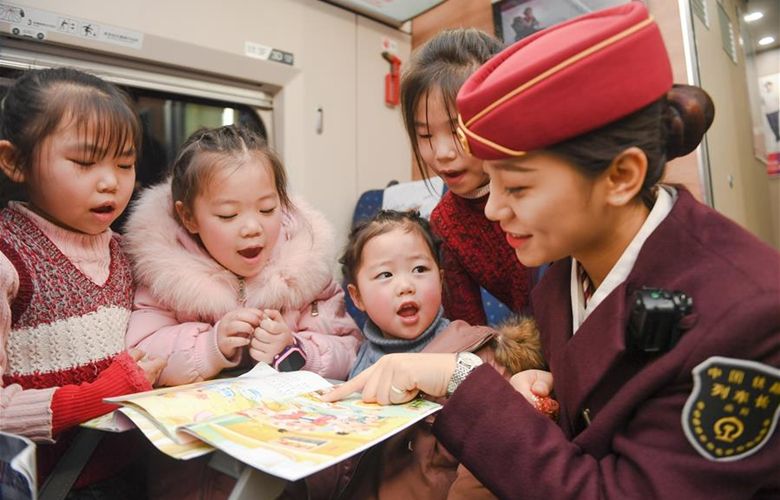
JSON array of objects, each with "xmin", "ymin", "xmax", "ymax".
[
  {"xmin": 127, "ymin": 87, "xmax": 269, "ymax": 190},
  {"xmin": 119, "ymin": 88, "xmax": 270, "ymax": 230},
  {"xmin": 0, "ymin": 70, "xmax": 268, "ymax": 187}
]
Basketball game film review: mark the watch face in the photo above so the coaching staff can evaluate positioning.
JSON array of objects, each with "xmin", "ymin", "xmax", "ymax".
[
  {"xmin": 276, "ymin": 349, "xmax": 306, "ymax": 372},
  {"xmin": 459, "ymin": 352, "xmax": 482, "ymax": 368},
  {"xmin": 447, "ymin": 352, "xmax": 483, "ymax": 395}
]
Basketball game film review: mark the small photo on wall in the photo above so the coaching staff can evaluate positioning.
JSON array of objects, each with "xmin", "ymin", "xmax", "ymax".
[{"xmin": 491, "ymin": 0, "xmax": 633, "ymax": 45}]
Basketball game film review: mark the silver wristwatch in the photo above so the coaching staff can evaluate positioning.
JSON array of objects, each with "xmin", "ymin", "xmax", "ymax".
[{"xmin": 446, "ymin": 352, "xmax": 483, "ymax": 396}]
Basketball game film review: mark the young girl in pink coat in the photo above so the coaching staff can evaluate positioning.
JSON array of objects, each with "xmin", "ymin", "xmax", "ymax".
[{"xmin": 124, "ymin": 125, "xmax": 361, "ymax": 386}]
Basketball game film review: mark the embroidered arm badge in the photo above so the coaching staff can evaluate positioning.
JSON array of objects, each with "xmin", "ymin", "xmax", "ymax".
[{"xmin": 682, "ymin": 356, "xmax": 780, "ymax": 461}]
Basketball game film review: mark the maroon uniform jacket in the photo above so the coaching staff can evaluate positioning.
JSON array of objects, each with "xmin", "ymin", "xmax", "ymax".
[{"xmin": 434, "ymin": 188, "xmax": 780, "ymax": 499}]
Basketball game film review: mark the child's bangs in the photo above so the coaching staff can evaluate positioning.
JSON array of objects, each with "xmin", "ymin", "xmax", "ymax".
[
  {"xmin": 56, "ymin": 86, "xmax": 141, "ymax": 161},
  {"xmin": 189, "ymin": 152, "xmax": 236, "ymax": 198}
]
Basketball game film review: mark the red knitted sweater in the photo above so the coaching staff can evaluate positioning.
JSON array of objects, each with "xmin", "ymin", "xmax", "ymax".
[
  {"xmin": 429, "ymin": 192, "xmax": 533, "ymax": 325},
  {"xmin": 0, "ymin": 207, "xmax": 150, "ymax": 489}
]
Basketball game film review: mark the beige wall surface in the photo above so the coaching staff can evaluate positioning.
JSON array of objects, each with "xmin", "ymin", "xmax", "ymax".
[
  {"xmin": 411, "ymin": 0, "xmax": 494, "ymax": 49},
  {"xmin": 299, "ymin": 1, "xmax": 358, "ymax": 246},
  {"xmin": 5, "ymin": 0, "xmax": 412, "ymax": 251},
  {"xmin": 356, "ymin": 15, "xmax": 413, "ymax": 194}
]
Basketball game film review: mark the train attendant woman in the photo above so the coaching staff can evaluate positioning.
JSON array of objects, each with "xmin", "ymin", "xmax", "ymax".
[{"xmin": 323, "ymin": 3, "xmax": 780, "ymax": 498}]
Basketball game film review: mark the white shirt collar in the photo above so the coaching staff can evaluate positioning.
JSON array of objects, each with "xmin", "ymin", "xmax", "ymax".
[{"xmin": 570, "ymin": 186, "xmax": 677, "ymax": 333}]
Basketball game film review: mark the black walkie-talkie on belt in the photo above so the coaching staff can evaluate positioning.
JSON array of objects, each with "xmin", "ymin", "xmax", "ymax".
[{"xmin": 627, "ymin": 288, "xmax": 693, "ymax": 354}]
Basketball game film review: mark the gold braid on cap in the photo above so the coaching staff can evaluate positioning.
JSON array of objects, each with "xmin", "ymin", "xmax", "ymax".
[
  {"xmin": 455, "ymin": 119, "xmax": 472, "ymax": 157},
  {"xmin": 458, "ymin": 113, "xmax": 526, "ymax": 157},
  {"xmin": 457, "ymin": 16, "xmax": 655, "ymax": 157}
]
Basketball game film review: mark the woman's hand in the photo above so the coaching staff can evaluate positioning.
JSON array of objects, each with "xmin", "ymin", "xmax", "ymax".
[
  {"xmin": 509, "ymin": 369, "xmax": 553, "ymax": 401},
  {"xmin": 510, "ymin": 369, "xmax": 558, "ymax": 420},
  {"xmin": 217, "ymin": 308, "xmax": 263, "ymax": 357},
  {"xmin": 249, "ymin": 309, "xmax": 294, "ymax": 364},
  {"xmin": 320, "ymin": 353, "xmax": 456, "ymax": 405}
]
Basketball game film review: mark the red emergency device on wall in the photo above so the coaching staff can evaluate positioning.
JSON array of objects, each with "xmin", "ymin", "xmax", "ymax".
[{"xmin": 382, "ymin": 51, "xmax": 401, "ymax": 107}]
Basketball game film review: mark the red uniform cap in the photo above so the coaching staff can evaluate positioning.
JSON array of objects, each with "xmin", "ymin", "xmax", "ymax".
[{"xmin": 456, "ymin": 2, "xmax": 673, "ymax": 160}]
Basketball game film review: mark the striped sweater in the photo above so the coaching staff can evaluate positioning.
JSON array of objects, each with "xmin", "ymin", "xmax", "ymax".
[{"xmin": 0, "ymin": 203, "xmax": 150, "ymax": 488}]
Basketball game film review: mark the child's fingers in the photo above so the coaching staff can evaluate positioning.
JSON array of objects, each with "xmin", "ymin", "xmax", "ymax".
[
  {"xmin": 128, "ymin": 348, "xmax": 145, "ymax": 362},
  {"xmin": 226, "ymin": 320, "xmax": 255, "ymax": 338},
  {"xmin": 252, "ymin": 328, "xmax": 273, "ymax": 343},
  {"xmin": 137, "ymin": 357, "xmax": 166, "ymax": 385},
  {"xmin": 250, "ymin": 336, "xmax": 275, "ymax": 352},
  {"xmin": 248, "ymin": 346, "xmax": 272, "ymax": 364},
  {"xmin": 228, "ymin": 308, "xmax": 264, "ymax": 326},
  {"xmin": 263, "ymin": 309, "xmax": 283, "ymax": 322},
  {"xmin": 259, "ymin": 315, "xmax": 288, "ymax": 335},
  {"xmin": 259, "ymin": 317, "xmax": 274, "ymax": 332},
  {"xmin": 224, "ymin": 336, "xmax": 250, "ymax": 349},
  {"xmin": 138, "ymin": 356, "xmax": 165, "ymax": 369}
]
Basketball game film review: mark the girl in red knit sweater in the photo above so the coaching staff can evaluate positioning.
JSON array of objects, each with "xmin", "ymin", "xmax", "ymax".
[
  {"xmin": 0, "ymin": 68, "xmax": 165, "ymax": 496},
  {"xmin": 401, "ymin": 29, "xmax": 535, "ymax": 325}
]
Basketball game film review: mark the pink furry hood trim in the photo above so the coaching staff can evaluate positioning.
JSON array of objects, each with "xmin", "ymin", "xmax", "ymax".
[{"xmin": 122, "ymin": 181, "xmax": 336, "ymax": 320}]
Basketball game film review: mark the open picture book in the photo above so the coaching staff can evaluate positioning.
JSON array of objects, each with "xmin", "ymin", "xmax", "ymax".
[{"xmin": 91, "ymin": 363, "xmax": 441, "ymax": 481}]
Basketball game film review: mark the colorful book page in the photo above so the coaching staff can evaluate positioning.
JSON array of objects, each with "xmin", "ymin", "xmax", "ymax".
[
  {"xmin": 106, "ymin": 365, "xmax": 331, "ymax": 445},
  {"xmin": 119, "ymin": 407, "xmax": 213, "ymax": 460},
  {"xmin": 184, "ymin": 393, "xmax": 441, "ymax": 481}
]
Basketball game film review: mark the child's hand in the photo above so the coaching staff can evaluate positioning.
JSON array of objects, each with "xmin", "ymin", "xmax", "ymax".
[
  {"xmin": 128, "ymin": 348, "xmax": 167, "ymax": 386},
  {"xmin": 217, "ymin": 308, "xmax": 264, "ymax": 357},
  {"xmin": 509, "ymin": 369, "xmax": 558, "ymax": 420},
  {"xmin": 249, "ymin": 309, "xmax": 293, "ymax": 364}
]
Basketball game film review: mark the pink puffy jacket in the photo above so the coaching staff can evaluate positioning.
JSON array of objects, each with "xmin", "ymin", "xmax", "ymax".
[{"xmin": 123, "ymin": 183, "xmax": 361, "ymax": 386}]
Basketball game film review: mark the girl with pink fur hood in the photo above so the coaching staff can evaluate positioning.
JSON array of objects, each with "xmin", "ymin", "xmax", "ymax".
[{"xmin": 123, "ymin": 125, "xmax": 361, "ymax": 387}]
